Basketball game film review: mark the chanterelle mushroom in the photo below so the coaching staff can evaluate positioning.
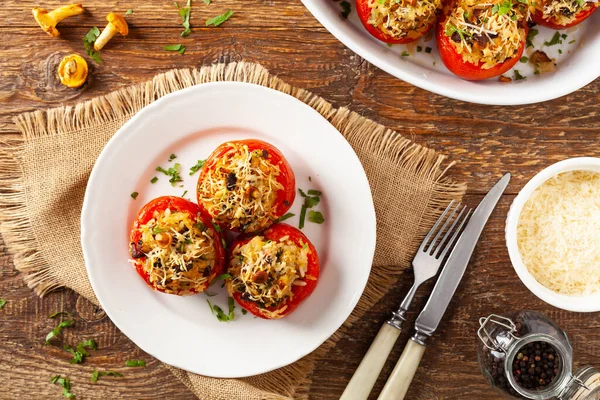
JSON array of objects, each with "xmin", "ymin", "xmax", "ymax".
[
  {"xmin": 32, "ymin": 4, "xmax": 85, "ymax": 37},
  {"xmin": 94, "ymin": 13, "xmax": 129, "ymax": 51},
  {"xmin": 57, "ymin": 54, "xmax": 88, "ymax": 88}
]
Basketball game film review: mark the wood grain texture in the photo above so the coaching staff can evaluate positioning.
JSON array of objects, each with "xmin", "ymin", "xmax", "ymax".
[{"xmin": 0, "ymin": 0, "xmax": 599, "ymax": 399}]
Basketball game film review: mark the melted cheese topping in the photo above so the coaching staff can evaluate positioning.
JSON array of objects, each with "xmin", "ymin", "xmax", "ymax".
[
  {"xmin": 536, "ymin": 0, "xmax": 597, "ymax": 26},
  {"xmin": 444, "ymin": 0, "xmax": 528, "ymax": 69},
  {"xmin": 130, "ymin": 208, "xmax": 217, "ymax": 295},
  {"xmin": 517, "ymin": 171, "xmax": 600, "ymax": 296},
  {"xmin": 227, "ymin": 236, "xmax": 312, "ymax": 319},
  {"xmin": 368, "ymin": 0, "xmax": 443, "ymax": 40},
  {"xmin": 198, "ymin": 142, "xmax": 283, "ymax": 233}
]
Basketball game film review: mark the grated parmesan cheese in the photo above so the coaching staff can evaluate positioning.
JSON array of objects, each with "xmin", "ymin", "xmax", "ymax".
[
  {"xmin": 517, "ymin": 170, "xmax": 600, "ymax": 296},
  {"xmin": 368, "ymin": 0, "xmax": 443, "ymax": 41}
]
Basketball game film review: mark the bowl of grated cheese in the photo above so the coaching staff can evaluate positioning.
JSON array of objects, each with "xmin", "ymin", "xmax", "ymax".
[{"xmin": 506, "ymin": 157, "xmax": 600, "ymax": 312}]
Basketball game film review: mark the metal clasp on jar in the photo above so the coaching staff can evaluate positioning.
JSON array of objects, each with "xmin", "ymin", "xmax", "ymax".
[{"xmin": 478, "ymin": 314, "xmax": 520, "ymax": 353}]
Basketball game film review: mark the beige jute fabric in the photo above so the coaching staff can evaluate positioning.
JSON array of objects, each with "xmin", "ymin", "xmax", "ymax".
[{"xmin": 0, "ymin": 61, "xmax": 466, "ymax": 399}]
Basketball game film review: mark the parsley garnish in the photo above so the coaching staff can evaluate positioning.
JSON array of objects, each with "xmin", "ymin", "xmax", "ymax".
[
  {"xmin": 298, "ymin": 188, "xmax": 324, "ymax": 229},
  {"xmin": 568, "ymin": 39, "xmax": 576, "ymax": 44},
  {"xmin": 526, "ymin": 29, "xmax": 538, "ymax": 48},
  {"xmin": 204, "ymin": 0, "xmax": 211, "ymax": 3},
  {"xmin": 308, "ymin": 210, "xmax": 325, "ymax": 224},
  {"xmin": 211, "ymin": 221, "xmax": 222, "ymax": 232},
  {"xmin": 425, "ymin": 47, "xmax": 432, "ymax": 54},
  {"xmin": 169, "ymin": 153, "xmax": 177, "ymax": 161},
  {"xmin": 46, "ymin": 319, "xmax": 75, "ymax": 345},
  {"xmin": 189, "ymin": 159, "xmax": 206, "ymax": 175},
  {"xmin": 0, "ymin": 299, "xmax": 5, "ymax": 309},
  {"xmin": 125, "ymin": 9, "xmax": 133, "ymax": 15},
  {"xmin": 49, "ymin": 311, "xmax": 72, "ymax": 319},
  {"xmin": 277, "ymin": 212, "xmax": 295, "ymax": 222},
  {"xmin": 181, "ymin": 190, "xmax": 188, "ymax": 197},
  {"xmin": 51, "ymin": 375, "xmax": 75, "ymax": 399},
  {"xmin": 125, "ymin": 359, "xmax": 146, "ymax": 367},
  {"xmin": 77, "ymin": 339, "xmax": 97, "ymax": 356},
  {"xmin": 544, "ymin": 31, "xmax": 561, "ymax": 46},
  {"xmin": 520, "ymin": 56, "xmax": 529, "ymax": 63},
  {"xmin": 91, "ymin": 370, "xmax": 123, "ymax": 383},
  {"xmin": 156, "ymin": 163, "xmax": 182, "ymax": 186},
  {"xmin": 417, "ymin": 46, "xmax": 423, "ymax": 52},
  {"xmin": 63, "ymin": 344, "xmax": 84, "ymax": 364},
  {"xmin": 514, "ymin": 70, "xmax": 526, "ymax": 80},
  {"xmin": 340, "ymin": 1, "xmax": 351, "ymax": 18},
  {"xmin": 131, "ymin": 191, "xmax": 139, "ymax": 199},
  {"xmin": 401, "ymin": 51, "xmax": 410, "ymax": 57},
  {"xmin": 241, "ymin": 309, "xmax": 248, "ymax": 315},
  {"xmin": 209, "ymin": 273, "xmax": 232, "ymax": 287},
  {"xmin": 164, "ymin": 44, "xmax": 186, "ymax": 54},
  {"xmin": 175, "ymin": 0, "xmax": 192, "ymax": 37},
  {"xmin": 445, "ymin": 23, "xmax": 472, "ymax": 41},
  {"xmin": 83, "ymin": 27, "xmax": 102, "ymax": 63},
  {"xmin": 492, "ymin": 0, "xmax": 514, "ymax": 15},
  {"xmin": 206, "ymin": 10, "xmax": 234, "ymax": 26},
  {"xmin": 150, "ymin": 176, "xmax": 158, "ymax": 184},
  {"xmin": 207, "ymin": 299, "xmax": 235, "ymax": 322}
]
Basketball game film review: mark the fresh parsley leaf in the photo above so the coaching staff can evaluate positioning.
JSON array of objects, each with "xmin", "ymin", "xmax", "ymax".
[
  {"xmin": 228, "ymin": 296, "xmax": 235, "ymax": 320},
  {"xmin": 150, "ymin": 176, "xmax": 158, "ymax": 184},
  {"xmin": 277, "ymin": 212, "xmax": 295, "ymax": 222},
  {"xmin": 50, "ymin": 375, "xmax": 75, "ymax": 399},
  {"xmin": 175, "ymin": 0, "xmax": 192, "ymax": 37},
  {"xmin": 91, "ymin": 369, "xmax": 123, "ymax": 383},
  {"xmin": 125, "ymin": 9, "xmax": 133, "ymax": 15},
  {"xmin": 425, "ymin": 47, "xmax": 432, "ymax": 53},
  {"xmin": 169, "ymin": 153, "xmax": 177, "ymax": 161},
  {"xmin": 492, "ymin": 0, "xmax": 513, "ymax": 15},
  {"xmin": 131, "ymin": 192, "xmax": 139, "ymax": 199},
  {"xmin": 0, "ymin": 299, "xmax": 5, "ymax": 309},
  {"xmin": 125, "ymin": 359, "xmax": 146, "ymax": 367},
  {"xmin": 544, "ymin": 31, "xmax": 561, "ymax": 46},
  {"xmin": 207, "ymin": 299, "xmax": 234, "ymax": 322},
  {"xmin": 181, "ymin": 190, "xmax": 188, "ymax": 197},
  {"xmin": 164, "ymin": 44, "xmax": 186, "ymax": 54},
  {"xmin": 156, "ymin": 163, "xmax": 182, "ymax": 186},
  {"xmin": 340, "ymin": 1, "xmax": 351, "ymax": 18},
  {"xmin": 513, "ymin": 70, "xmax": 526, "ymax": 80},
  {"xmin": 49, "ymin": 311, "xmax": 72, "ymax": 319},
  {"xmin": 520, "ymin": 56, "xmax": 529, "ymax": 63},
  {"xmin": 568, "ymin": 39, "xmax": 576, "ymax": 44},
  {"xmin": 76, "ymin": 339, "xmax": 97, "ymax": 356},
  {"xmin": 526, "ymin": 29, "xmax": 538, "ymax": 48},
  {"xmin": 189, "ymin": 159, "xmax": 206, "ymax": 175},
  {"xmin": 241, "ymin": 309, "xmax": 248, "ymax": 315},
  {"xmin": 307, "ymin": 189, "xmax": 322, "ymax": 196},
  {"xmin": 83, "ymin": 27, "xmax": 102, "ymax": 63},
  {"xmin": 417, "ymin": 46, "xmax": 423, "ymax": 52},
  {"xmin": 209, "ymin": 273, "xmax": 232, "ymax": 287},
  {"xmin": 298, "ymin": 189, "xmax": 320, "ymax": 208},
  {"xmin": 205, "ymin": 10, "xmax": 234, "ymax": 27},
  {"xmin": 308, "ymin": 210, "xmax": 325, "ymax": 224},
  {"xmin": 46, "ymin": 320, "xmax": 75, "ymax": 344},
  {"xmin": 401, "ymin": 51, "xmax": 410, "ymax": 57},
  {"xmin": 63, "ymin": 344, "xmax": 84, "ymax": 364},
  {"xmin": 299, "ymin": 204, "xmax": 307, "ymax": 229},
  {"xmin": 211, "ymin": 222, "xmax": 222, "ymax": 232},
  {"xmin": 204, "ymin": 0, "xmax": 211, "ymax": 3},
  {"xmin": 444, "ymin": 23, "xmax": 471, "ymax": 41}
]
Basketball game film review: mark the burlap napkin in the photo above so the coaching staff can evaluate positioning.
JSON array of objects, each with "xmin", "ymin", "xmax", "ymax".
[{"xmin": 0, "ymin": 61, "xmax": 465, "ymax": 399}]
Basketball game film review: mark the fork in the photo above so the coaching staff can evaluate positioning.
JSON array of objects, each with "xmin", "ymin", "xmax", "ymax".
[{"xmin": 339, "ymin": 201, "xmax": 471, "ymax": 400}]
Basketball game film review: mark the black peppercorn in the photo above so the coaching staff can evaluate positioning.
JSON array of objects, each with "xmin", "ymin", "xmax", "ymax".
[{"xmin": 510, "ymin": 341, "xmax": 561, "ymax": 392}]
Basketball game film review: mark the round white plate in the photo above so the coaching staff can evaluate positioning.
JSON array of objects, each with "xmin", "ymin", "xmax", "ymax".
[
  {"xmin": 302, "ymin": 0, "xmax": 600, "ymax": 105},
  {"xmin": 81, "ymin": 82, "xmax": 376, "ymax": 378}
]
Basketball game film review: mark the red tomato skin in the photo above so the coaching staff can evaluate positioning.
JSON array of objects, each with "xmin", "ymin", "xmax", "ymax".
[
  {"xmin": 228, "ymin": 224, "xmax": 320, "ymax": 319},
  {"xmin": 436, "ymin": 17, "xmax": 526, "ymax": 81},
  {"xmin": 356, "ymin": 0, "xmax": 435, "ymax": 44},
  {"xmin": 129, "ymin": 196, "xmax": 225, "ymax": 295},
  {"xmin": 532, "ymin": 6, "xmax": 597, "ymax": 29},
  {"xmin": 197, "ymin": 139, "xmax": 296, "ymax": 232}
]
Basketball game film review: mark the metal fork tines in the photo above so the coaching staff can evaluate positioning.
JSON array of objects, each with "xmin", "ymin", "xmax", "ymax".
[{"xmin": 387, "ymin": 201, "xmax": 472, "ymax": 329}]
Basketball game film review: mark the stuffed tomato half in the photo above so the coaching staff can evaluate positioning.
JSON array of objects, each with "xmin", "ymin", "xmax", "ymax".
[
  {"xmin": 437, "ymin": 0, "xmax": 529, "ymax": 81},
  {"xmin": 532, "ymin": 0, "xmax": 597, "ymax": 29},
  {"xmin": 129, "ymin": 196, "xmax": 225, "ymax": 295},
  {"xmin": 225, "ymin": 224, "xmax": 320, "ymax": 320},
  {"xmin": 197, "ymin": 139, "xmax": 295, "ymax": 234},
  {"xmin": 356, "ymin": 0, "xmax": 444, "ymax": 44}
]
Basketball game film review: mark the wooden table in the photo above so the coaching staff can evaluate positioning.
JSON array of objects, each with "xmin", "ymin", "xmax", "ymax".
[{"xmin": 1, "ymin": 1, "xmax": 599, "ymax": 398}]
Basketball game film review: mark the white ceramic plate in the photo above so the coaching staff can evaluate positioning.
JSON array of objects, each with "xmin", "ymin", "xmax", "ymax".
[
  {"xmin": 302, "ymin": 0, "xmax": 600, "ymax": 105},
  {"xmin": 81, "ymin": 82, "xmax": 376, "ymax": 378}
]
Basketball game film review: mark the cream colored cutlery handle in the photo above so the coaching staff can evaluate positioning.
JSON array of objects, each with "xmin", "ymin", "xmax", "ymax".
[
  {"xmin": 340, "ymin": 323, "xmax": 401, "ymax": 400},
  {"xmin": 377, "ymin": 338, "xmax": 426, "ymax": 400}
]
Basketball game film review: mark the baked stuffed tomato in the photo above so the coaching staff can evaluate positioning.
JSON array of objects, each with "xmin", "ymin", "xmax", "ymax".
[
  {"xmin": 437, "ymin": 0, "xmax": 529, "ymax": 81},
  {"xmin": 532, "ymin": 0, "xmax": 597, "ymax": 29},
  {"xmin": 357, "ymin": 0, "xmax": 444, "ymax": 44},
  {"xmin": 225, "ymin": 224, "xmax": 319, "ymax": 319},
  {"xmin": 129, "ymin": 196, "xmax": 225, "ymax": 295},
  {"xmin": 197, "ymin": 139, "xmax": 295, "ymax": 233}
]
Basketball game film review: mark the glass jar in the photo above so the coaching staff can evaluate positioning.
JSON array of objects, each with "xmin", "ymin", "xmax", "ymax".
[{"xmin": 476, "ymin": 310, "xmax": 600, "ymax": 400}]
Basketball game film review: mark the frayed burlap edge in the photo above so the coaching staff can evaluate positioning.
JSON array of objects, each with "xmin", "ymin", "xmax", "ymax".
[{"xmin": 0, "ymin": 61, "xmax": 466, "ymax": 399}]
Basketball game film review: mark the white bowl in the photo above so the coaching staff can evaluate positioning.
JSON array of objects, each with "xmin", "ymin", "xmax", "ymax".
[
  {"xmin": 302, "ymin": 0, "xmax": 600, "ymax": 105},
  {"xmin": 506, "ymin": 157, "xmax": 600, "ymax": 312}
]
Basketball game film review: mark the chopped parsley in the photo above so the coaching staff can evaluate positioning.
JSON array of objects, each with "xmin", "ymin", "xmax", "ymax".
[
  {"xmin": 526, "ymin": 29, "xmax": 538, "ymax": 48},
  {"xmin": 340, "ymin": 1, "xmax": 351, "ymax": 19},
  {"xmin": 150, "ymin": 176, "xmax": 158, "ymax": 184},
  {"xmin": 0, "ymin": 299, "xmax": 5, "ymax": 309},
  {"xmin": 514, "ymin": 70, "xmax": 526, "ymax": 80},
  {"xmin": 417, "ymin": 46, "xmax": 422, "ymax": 52},
  {"xmin": 175, "ymin": 0, "xmax": 192, "ymax": 37},
  {"xmin": 277, "ymin": 212, "xmax": 295, "ymax": 222},
  {"xmin": 131, "ymin": 192, "xmax": 139, "ymax": 199},
  {"xmin": 241, "ymin": 309, "xmax": 248, "ymax": 315},
  {"xmin": 50, "ymin": 375, "xmax": 75, "ymax": 399},
  {"xmin": 568, "ymin": 39, "xmax": 576, "ymax": 44},
  {"xmin": 181, "ymin": 190, "xmax": 188, "ymax": 197},
  {"xmin": 63, "ymin": 344, "xmax": 84, "ymax": 364},
  {"xmin": 204, "ymin": 0, "xmax": 211, "ymax": 3},
  {"xmin": 169, "ymin": 153, "xmax": 177, "ymax": 161},
  {"xmin": 49, "ymin": 311, "xmax": 72, "ymax": 319},
  {"xmin": 544, "ymin": 31, "xmax": 561, "ymax": 46},
  {"xmin": 425, "ymin": 47, "xmax": 432, "ymax": 54},
  {"xmin": 445, "ymin": 23, "xmax": 471, "ymax": 41},
  {"xmin": 164, "ymin": 44, "xmax": 186, "ymax": 54},
  {"xmin": 401, "ymin": 51, "xmax": 410, "ymax": 57},
  {"xmin": 83, "ymin": 26, "xmax": 102, "ymax": 63},
  {"xmin": 46, "ymin": 319, "xmax": 75, "ymax": 344},
  {"xmin": 125, "ymin": 9, "xmax": 133, "ymax": 15},
  {"xmin": 156, "ymin": 163, "xmax": 182, "ymax": 186},
  {"xmin": 91, "ymin": 370, "xmax": 123, "ymax": 383},
  {"xmin": 520, "ymin": 56, "xmax": 529, "ymax": 63},
  {"xmin": 307, "ymin": 189, "xmax": 322, "ymax": 196},
  {"xmin": 308, "ymin": 211, "xmax": 325, "ymax": 224},
  {"xmin": 77, "ymin": 339, "xmax": 97, "ymax": 356},
  {"xmin": 209, "ymin": 273, "xmax": 232, "ymax": 287},
  {"xmin": 492, "ymin": 0, "xmax": 514, "ymax": 15},
  {"xmin": 125, "ymin": 359, "xmax": 146, "ymax": 367},
  {"xmin": 206, "ymin": 10, "xmax": 234, "ymax": 26},
  {"xmin": 298, "ymin": 188, "xmax": 324, "ymax": 229},
  {"xmin": 207, "ymin": 299, "xmax": 235, "ymax": 322},
  {"xmin": 189, "ymin": 159, "xmax": 206, "ymax": 175}
]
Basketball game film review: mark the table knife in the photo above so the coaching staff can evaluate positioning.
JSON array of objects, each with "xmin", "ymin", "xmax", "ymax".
[{"xmin": 377, "ymin": 173, "xmax": 510, "ymax": 400}]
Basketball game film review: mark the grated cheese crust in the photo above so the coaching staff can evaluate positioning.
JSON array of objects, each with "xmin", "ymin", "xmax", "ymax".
[
  {"xmin": 535, "ymin": 0, "xmax": 597, "ymax": 26},
  {"xmin": 198, "ymin": 142, "xmax": 283, "ymax": 233},
  {"xmin": 368, "ymin": 0, "xmax": 443, "ymax": 41},
  {"xmin": 131, "ymin": 208, "xmax": 217, "ymax": 295},
  {"xmin": 227, "ymin": 236, "xmax": 312, "ymax": 319},
  {"xmin": 517, "ymin": 171, "xmax": 600, "ymax": 296},
  {"xmin": 444, "ymin": 0, "xmax": 528, "ymax": 69}
]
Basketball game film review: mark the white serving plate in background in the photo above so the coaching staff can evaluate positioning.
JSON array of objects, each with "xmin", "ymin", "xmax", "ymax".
[
  {"xmin": 81, "ymin": 82, "xmax": 376, "ymax": 377},
  {"xmin": 302, "ymin": 0, "xmax": 600, "ymax": 105}
]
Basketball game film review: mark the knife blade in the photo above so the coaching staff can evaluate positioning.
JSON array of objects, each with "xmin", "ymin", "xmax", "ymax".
[{"xmin": 413, "ymin": 172, "xmax": 510, "ymax": 340}]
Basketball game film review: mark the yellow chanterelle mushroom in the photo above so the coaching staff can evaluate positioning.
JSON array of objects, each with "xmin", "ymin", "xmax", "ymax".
[
  {"xmin": 32, "ymin": 4, "xmax": 85, "ymax": 37},
  {"xmin": 94, "ymin": 13, "xmax": 129, "ymax": 51},
  {"xmin": 57, "ymin": 54, "xmax": 88, "ymax": 88}
]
